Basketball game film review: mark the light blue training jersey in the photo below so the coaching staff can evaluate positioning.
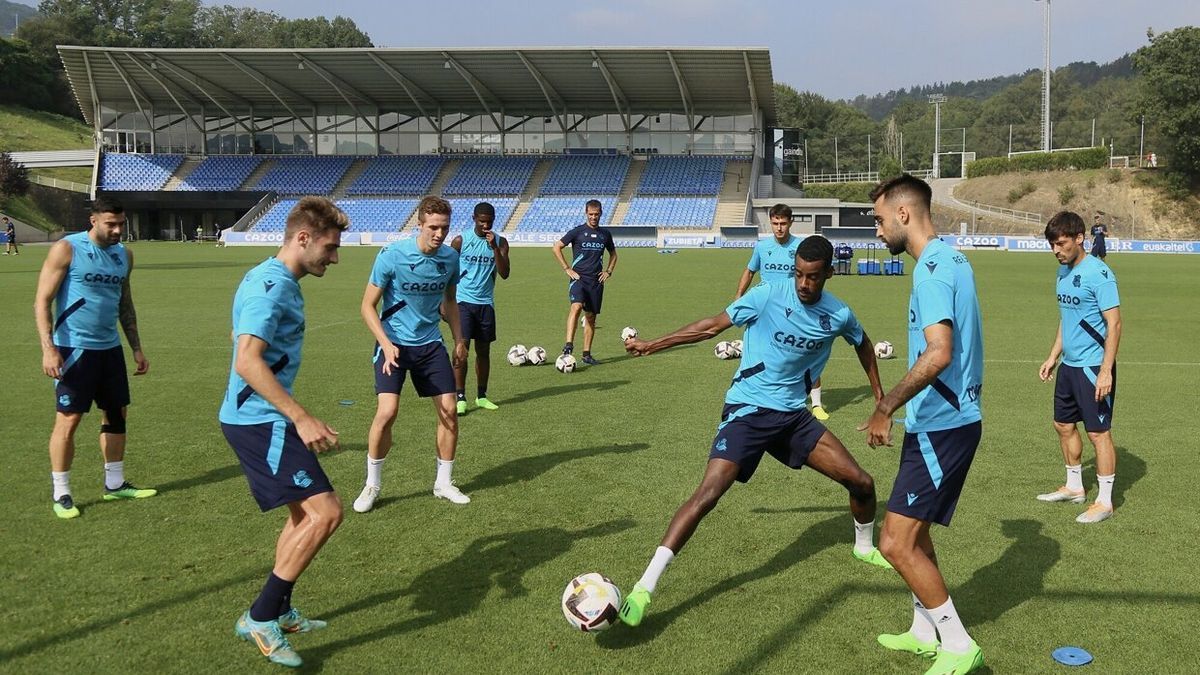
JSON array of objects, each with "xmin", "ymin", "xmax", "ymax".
[
  {"xmin": 1056, "ymin": 254, "xmax": 1119, "ymax": 368},
  {"xmin": 370, "ymin": 237, "xmax": 459, "ymax": 346},
  {"xmin": 724, "ymin": 282, "xmax": 864, "ymax": 412},
  {"xmin": 746, "ymin": 235, "xmax": 799, "ymax": 286},
  {"xmin": 53, "ymin": 231, "xmax": 129, "ymax": 350},
  {"xmin": 456, "ymin": 230, "xmax": 503, "ymax": 305},
  {"xmin": 906, "ymin": 239, "xmax": 984, "ymax": 433},
  {"xmin": 219, "ymin": 257, "xmax": 305, "ymax": 425}
]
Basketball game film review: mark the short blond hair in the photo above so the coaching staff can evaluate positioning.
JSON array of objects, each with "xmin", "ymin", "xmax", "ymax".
[{"xmin": 285, "ymin": 196, "xmax": 349, "ymax": 241}]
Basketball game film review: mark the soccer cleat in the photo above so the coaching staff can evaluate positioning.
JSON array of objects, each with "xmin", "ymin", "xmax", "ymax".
[
  {"xmin": 278, "ymin": 607, "xmax": 327, "ymax": 633},
  {"xmin": 853, "ymin": 547, "xmax": 894, "ymax": 570},
  {"xmin": 456, "ymin": 400, "xmax": 467, "ymax": 415},
  {"xmin": 235, "ymin": 610, "xmax": 302, "ymax": 668},
  {"xmin": 53, "ymin": 494, "xmax": 80, "ymax": 519},
  {"xmin": 1036, "ymin": 486, "xmax": 1086, "ymax": 504},
  {"xmin": 475, "ymin": 397, "xmax": 499, "ymax": 411},
  {"xmin": 924, "ymin": 640, "xmax": 983, "ymax": 674},
  {"xmin": 581, "ymin": 354, "xmax": 599, "ymax": 366},
  {"xmin": 103, "ymin": 481, "xmax": 157, "ymax": 500},
  {"xmin": 433, "ymin": 482, "xmax": 470, "ymax": 504},
  {"xmin": 811, "ymin": 405, "xmax": 830, "ymax": 421},
  {"xmin": 618, "ymin": 582, "xmax": 652, "ymax": 627},
  {"xmin": 353, "ymin": 485, "xmax": 380, "ymax": 513},
  {"xmin": 1076, "ymin": 502, "xmax": 1113, "ymax": 524},
  {"xmin": 562, "ymin": 343, "xmax": 573, "ymax": 356},
  {"xmin": 877, "ymin": 631, "xmax": 940, "ymax": 658}
]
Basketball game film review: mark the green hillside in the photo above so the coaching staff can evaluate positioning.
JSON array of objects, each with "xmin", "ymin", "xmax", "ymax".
[{"xmin": 0, "ymin": 104, "xmax": 92, "ymax": 152}]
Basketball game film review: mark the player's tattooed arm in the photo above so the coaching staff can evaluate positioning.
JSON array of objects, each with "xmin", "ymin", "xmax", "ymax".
[
  {"xmin": 877, "ymin": 320, "xmax": 953, "ymax": 417},
  {"xmin": 118, "ymin": 278, "xmax": 141, "ymax": 351}
]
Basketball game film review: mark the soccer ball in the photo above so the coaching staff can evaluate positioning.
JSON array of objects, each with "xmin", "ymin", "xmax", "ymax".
[
  {"xmin": 874, "ymin": 340, "xmax": 895, "ymax": 360},
  {"xmin": 507, "ymin": 344, "xmax": 528, "ymax": 366},
  {"xmin": 729, "ymin": 339, "xmax": 744, "ymax": 357},
  {"xmin": 555, "ymin": 353, "xmax": 577, "ymax": 373},
  {"xmin": 714, "ymin": 341, "xmax": 738, "ymax": 360},
  {"xmin": 561, "ymin": 572, "xmax": 622, "ymax": 632},
  {"xmin": 621, "ymin": 326, "xmax": 638, "ymax": 342},
  {"xmin": 526, "ymin": 346, "xmax": 547, "ymax": 365}
]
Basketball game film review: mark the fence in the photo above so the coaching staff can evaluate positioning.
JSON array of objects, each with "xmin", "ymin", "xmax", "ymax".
[{"xmin": 29, "ymin": 174, "xmax": 90, "ymax": 194}]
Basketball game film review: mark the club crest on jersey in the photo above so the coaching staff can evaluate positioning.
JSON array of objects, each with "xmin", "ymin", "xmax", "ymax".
[
  {"xmin": 819, "ymin": 314, "xmax": 832, "ymax": 331},
  {"xmin": 86, "ymin": 252, "xmax": 95, "ymax": 260},
  {"xmin": 110, "ymin": 253, "xmax": 122, "ymax": 264},
  {"xmin": 436, "ymin": 262, "xmax": 447, "ymax": 274},
  {"xmin": 1073, "ymin": 274, "xmax": 1081, "ymax": 287}
]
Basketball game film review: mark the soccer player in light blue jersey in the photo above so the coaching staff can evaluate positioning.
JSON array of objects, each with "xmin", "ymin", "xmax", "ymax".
[
  {"xmin": 617, "ymin": 235, "xmax": 891, "ymax": 628},
  {"xmin": 1037, "ymin": 211, "xmax": 1122, "ymax": 524},
  {"xmin": 449, "ymin": 202, "xmax": 511, "ymax": 415},
  {"xmin": 354, "ymin": 196, "xmax": 470, "ymax": 513},
  {"xmin": 863, "ymin": 175, "xmax": 984, "ymax": 675},
  {"xmin": 220, "ymin": 197, "xmax": 348, "ymax": 668},
  {"xmin": 34, "ymin": 197, "xmax": 154, "ymax": 519},
  {"xmin": 735, "ymin": 203, "xmax": 832, "ymax": 420}
]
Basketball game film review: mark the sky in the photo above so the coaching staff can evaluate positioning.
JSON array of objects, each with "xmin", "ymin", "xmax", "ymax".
[{"xmin": 198, "ymin": 0, "xmax": 1199, "ymax": 100}]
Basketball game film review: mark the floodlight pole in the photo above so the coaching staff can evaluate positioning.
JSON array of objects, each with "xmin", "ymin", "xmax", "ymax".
[
  {"xmin": 1037, "ymin": 0, "xmax": 1051, "ymax": 153},
  {"xmin": 929, "ymin": 94, "xmax": 946, "ymax": 178}
]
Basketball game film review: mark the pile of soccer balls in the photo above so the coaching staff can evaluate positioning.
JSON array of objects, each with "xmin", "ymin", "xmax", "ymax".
[
  {"xmin": 506, "ymin": 344, "xmax": 547, "ymax": 366},
  {"xmin": 713, "ymin": 339, "xmax": 743, "ymax": 360}
]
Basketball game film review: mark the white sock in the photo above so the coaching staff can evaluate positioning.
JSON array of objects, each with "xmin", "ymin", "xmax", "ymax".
[
  {"xmin": 853, "ymin": 519, "xmax": 875, "ymax": 554},
  {"xmin": 810, "ymin": 386, "xmax": 823, "ymax": 408},
  {"xmin": 52, "ymin": 471, "xmax": 71, "ymax": 500},
  {"xmin": 436, "ymin": 458, "xmax": 453, "ymax": 486},
  {"xmin": 927, "ymin": 596, "xmax": 972, "ymax": 653},
  {"xmin": 1065, "ymin": 464, "xmax": 1083, "ymax": 492},
  {"xmin": 637, "ymin": 546, "xmax": 675, "ymax": 594},
  {"xmin": 909, "ymin": 594, "xmax": 938, "ymax": 642},
  {"xmin": 104, "ymin": 461, "xmax": 125, "ymax": 491},
  {"xmin": 366, "ymin": 456, "xmax": 386, "ymax": 488},
  {"xmin": 1096, "ymin": 474, "xmax": 1115, "ymax": 507}
]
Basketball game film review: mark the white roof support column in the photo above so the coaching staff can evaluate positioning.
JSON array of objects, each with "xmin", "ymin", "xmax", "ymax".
[
  {"xmin": 743, "ymin": 52, "xmax": 759, "ymax": 119},
  {"xmin": 665, "ymin": 51, "xmax": 694, "ymax": 126},
  {"xmin": 366, "ymin": 52, "xmax": 441, "ymax": 133},
  {"xmin": 127, "ymin": 55, "xmax": 238, "ymax": 138},
  {"xmin": 81, "ymin": 51, "xmax": 102, "ymax": 138},
  {"xmin": 294, "ymin": 54, "xmax": 378, "ymax": 132},
  {"xmin": 515, "ymin": 51, "xmax": 568, "ymax": 134},
  {"xmin": 219, "ymin": 54, "xmax": 316, "ymax": 134},
  {"xmin": 139, "ymin": 54, "xmax": 256, "ymax": 137},
  {"xmin": 103, "ymin": 53, "xmax": 155, "ymax": 137},
  {"xmin": 590, "ymin": 51, "xmax": 631, "ymax": 132},
  {"xmin": 441, "ymin": 52, "xmax": 502, "ymax": 134}
]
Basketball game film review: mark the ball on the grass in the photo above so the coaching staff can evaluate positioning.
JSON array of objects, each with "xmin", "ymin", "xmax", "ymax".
[
  {"xmin": 714, "ymin": 341, "xmax": 737, "ymax": 360},
  {"xmin": 555, "ymin": 353, "xmax": 576, "ymax": 373},
  {"xmin": 729, "ymin": 339, "xmax": 743, "ymax": 357},
  {"xmin": 621, "ymin": 326, "xmax": 638, "ymax": 342},
  {"xmin": 507, "ymin": 344, "xmax": 528, "ymax": 366},
  {"xmin": 561, "ymin": 572, "xmax": 622, "ymax": 632},
  {"xmin": 874, "ymin": 340, "xmax": 894, "ymax": 359},
  {"xmin": 526, "ymin": 346, "xmax": 547, "ymax": 365}
]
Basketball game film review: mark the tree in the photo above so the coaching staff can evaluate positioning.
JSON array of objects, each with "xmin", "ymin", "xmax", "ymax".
[
  {"xmin": 0, "ymin": 151, "xmax": 31, "ymax": 207},
  {"xmin": 0, "ymin": 38, "xmax": 57, "ymax": 110},
  {"xmin": 1136, "ymin": 26, "xmax": 1200, "ymax": 181}
]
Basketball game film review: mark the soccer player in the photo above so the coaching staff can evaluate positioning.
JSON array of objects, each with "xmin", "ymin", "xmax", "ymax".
[
  {"xmin": 618, "ymin": 235, "xmax": 892, "ymax": 628},
  {"xmin": 34, "ymin": 197, "xmax": 154, "ymax": 519},
  {"xmin": 735, "ymin": 203, "xmax": 831, "ymax": 421},
  {"xmin": 221, "ymin": 197, "xmax": 347, "ymax": 668},
  {"xmin": 4, "ymin": 216, "xmax": 18, "ymax": 255},
  {"xmin": 1037, "ymin": 211, "xmax": 1121, "ymax": 524},
  {"xmin": 353, "ymin": 196, "xmax": 470, "ymax": 513},
  {"xmin": 862, "ymin": 175, "xmax": 984, "ymax": 674},
  {"xmin": 1089, "ymin": 214, "xmax": 1109, "ymax": 260},
  {"xmin": 449, "ymin": 202, "xmax": 511, "ymax": 415},
  {"xmin": 551, "ymin": 199, "xmax": 617, "ymax": 365}
]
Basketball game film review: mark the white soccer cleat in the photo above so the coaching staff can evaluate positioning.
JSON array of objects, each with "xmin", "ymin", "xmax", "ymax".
[
  {"xmin": 434, "ymin": 482, "xmax": 471, "ymax": 504},
  {"xmin": 353, "ymin": 485, "xmax": 380, "ymax": 513},
  {"xmin": 1036, "ymin": 486, "xmax": 1086, "ymax": 504},
  {"xmin": 1076, "ymin": 503, "xmax": 1113, "ymax": 524}
]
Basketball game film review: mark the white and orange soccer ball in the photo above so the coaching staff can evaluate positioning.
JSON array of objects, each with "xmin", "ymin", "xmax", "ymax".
[{"xmin": 561, "ymin": 572, "xmax": 622, "ymax": 632}]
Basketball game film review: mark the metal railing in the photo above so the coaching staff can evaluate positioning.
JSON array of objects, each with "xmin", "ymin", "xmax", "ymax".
[
  {"xmin": 955, "ymin": 199, "xmax": 1042, "ymax": 225},
  {"xmin": 802, "ymin": 171, "xmax": 879, "ymax": 184},
  {"xmin": 30, "ymin": 174, "xmax": 90, "ymax": 193}
]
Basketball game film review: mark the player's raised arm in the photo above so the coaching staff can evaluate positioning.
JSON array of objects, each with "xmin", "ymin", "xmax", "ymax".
[
  {"xmin": 625, "ymin": 311, "xmax": 733, "ymax": 357},
  {"xmin": 33, "ymin": 240, "xmax": 73, "ymax": 379}
]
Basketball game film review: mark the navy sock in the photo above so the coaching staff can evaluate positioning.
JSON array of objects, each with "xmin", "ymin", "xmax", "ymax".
[
  {"xmin": 477, "ymin": 389, "xmax": 487, "ymax": 400},
  {"xmin": 250, "ymin": 572, "xmax": 295, "ymax": 622}
]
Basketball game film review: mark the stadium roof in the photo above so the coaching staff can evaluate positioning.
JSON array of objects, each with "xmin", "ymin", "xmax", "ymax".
[{"xmin": 58, "ymin": 46, "xmax": 775, "ymax": 128}]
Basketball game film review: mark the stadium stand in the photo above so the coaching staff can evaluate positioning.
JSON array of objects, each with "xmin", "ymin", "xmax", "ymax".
[
  {"xmin": 538, "ymin": 156, "xmax": 630, "ymax": 195},
  {"xmin": 254, "ymin": 156, "xmax": 355, "ymax": 195},
  {"xmin": 177, "ymin": 155, "xmax": 263, "ymax": 191},
  {"xmin": 99, "ymin": 153, "xmax": 184, "ymax": 191},
  {"xmin": 346, "ymin": 156, "xmax": 444, "ymax": 195},
  {"xmin": 516, "ymin": 196, "xmax": 617, "ymax": 232},
  {"xmin": 636, "ymin": 156, "xmax": 726, "ymax": 195},
  {"xmin": 443, "ymin": 156, "xmax": 539, "ymax": 195},
  {"xmin": 445, "ymin": 198, "xmax": 519, "ymax": 235},
  {"xmin": 250, "ymin": 198, "xmax": 421, "ymax": 233},
  {"xmin": 623, "ymin": 197, "xmax": 719, "ymax": 228}
]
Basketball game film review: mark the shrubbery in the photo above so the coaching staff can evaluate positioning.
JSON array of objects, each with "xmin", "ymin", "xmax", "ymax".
[{"xmin": 967, "ymin": 147, "xmax": 1110, "ymax": 177}]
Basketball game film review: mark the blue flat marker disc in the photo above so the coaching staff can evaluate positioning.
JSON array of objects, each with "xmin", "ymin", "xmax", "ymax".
[
  {"xmin": 338, "ymin": 400, "xmax": 355, "ymax": 406},
  {"xmin": 1052, "ymin": 646, "xmax": 1093, "ymax": 666}
]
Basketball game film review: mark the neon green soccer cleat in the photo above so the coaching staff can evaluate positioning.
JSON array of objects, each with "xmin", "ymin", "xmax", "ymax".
[
  {"xmin": 278, "ymin": 607, "xmax": 327, "ymax": 633},
  {"xmin": 877, "ymin": 631, "xmax": 939, "ymax": 658},
  {"xmin": 235, "ymin": 611, "xmax": 302, "ymax": 668},
  {"xmin": 924, "ymin": 640, "xmax": 983, "ymax": 675},
  {"xmin": 456, "ymin": 400, "xmax": 467, "ymax": 415},
  {"xmin": 853, "ymin": 546, "xmax": 894, "ymax": 570},
  {"xmin": 811, "ymin": 405, "xmax": 830, "ymax": 421},
  {"xmin": 618, "ymin": 583, "xmax": 651, "ymax": 627},
  {"xmin": 475, "ymin": 397, "xmax": 499, "ymax": 411},
  {"xmin": 53, "ymin": 495, "xmax": 80, "ymax": 519},
  {"xmin": 103, "ymin": 482, "xmax": 157, "ymax": 500}
]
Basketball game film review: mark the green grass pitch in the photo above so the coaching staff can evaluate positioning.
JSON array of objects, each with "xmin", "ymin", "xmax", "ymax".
[{"xmin": 1, "ymin": 242, "xmax": 1197, "ymax": 673}]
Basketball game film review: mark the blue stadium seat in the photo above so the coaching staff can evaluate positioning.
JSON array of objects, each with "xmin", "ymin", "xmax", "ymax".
[
  {"xmin": 539, "ymin": 157, "xmax": 630, "ymax": 195},
  {"xmin": 623, "ymin": 197, "xmax": 718, "ymax": 228},
  {"xmin": 346, "ymin": 156, "xmax": 444, "ymax": 195},
  {"xmin": 250, "ymin": 198, "xmax": 420, "ymax": 233},
  {"xmin": 178, "ymin": 156, "xmax": 263, "ymax": 191},
  {"xmin": 99, "ymin": 154, "xmax": 184, "ymax": 191},
  {"xmin": 443, "ymin": 157, "xmax": 538, "ymax": 195},
  {"xmin": 515, "ymin": 197, "xmax": 617, "ymax": 233},
  {"xmin": 255, "ymin": 157, "xmax": 355, "ymax": 195},
  {"xmin": 636, "ymin": 156, "xmax": 727, "ymax": 195}
]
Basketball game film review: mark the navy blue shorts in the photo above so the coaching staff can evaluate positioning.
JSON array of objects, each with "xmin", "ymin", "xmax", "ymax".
[
  {"xmin": 374, "ymin": 341, "xmax": 456, "ymax": 397},
  {"xmin": 709, "ymin": 403, "xmax": 828, "ymax": 483},
  {"xmin": 458, "ymin": 301, "xmax": 497, "ymax": 343},
  {"xmin": 1055, "ymin": 364, "xmax": 1116, "ymax": 432},
  {"xmin": 54, "ymin": 346, "xmax": 130, "ymax": 414},
  {"xmin": 568, "ymin": 277, "xmax": 604, "ymax": 315},
  {"xmin": 888, "ymin": 421, "xmax": 981, "ymax": 526},
  {"xmin": 222, "ymin": 420, "xmax": 334, "ymax": 511},
  {"xmin": 1091, "ymin": 241, "xmax": 1106, "ymax": 258}
]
